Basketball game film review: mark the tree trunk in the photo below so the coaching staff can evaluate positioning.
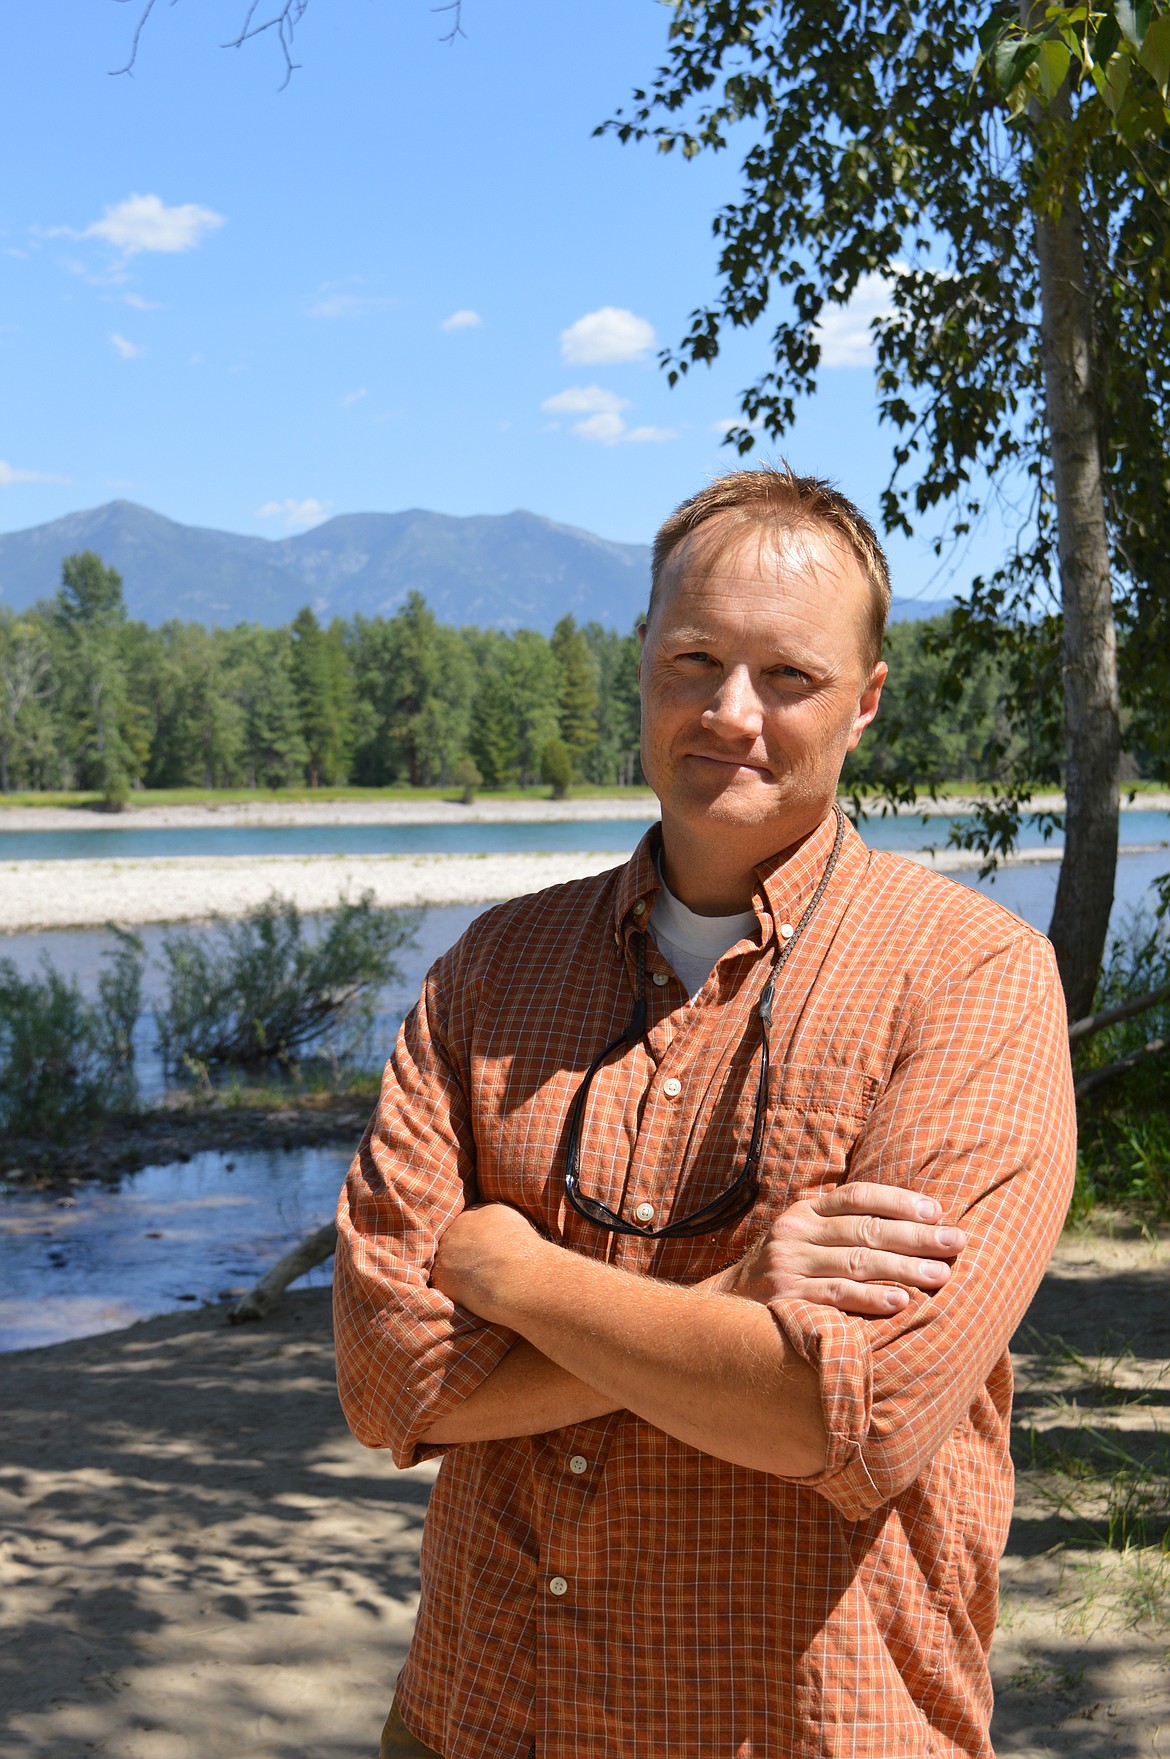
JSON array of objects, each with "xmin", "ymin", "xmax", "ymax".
[{"xmin": 1031, "ymin": 109, "xmax": 1121, "ymax": 1021}]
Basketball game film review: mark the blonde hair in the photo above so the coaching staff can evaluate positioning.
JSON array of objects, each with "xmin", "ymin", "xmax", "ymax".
[{"xmin": 649, "ymin": 464, "xmax": 891, "ymax": 671}]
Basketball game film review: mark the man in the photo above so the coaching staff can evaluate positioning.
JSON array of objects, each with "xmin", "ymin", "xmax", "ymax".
[{"xmin": 335, "ymin": 467, "xmax": 1076, "ymax": 1759}]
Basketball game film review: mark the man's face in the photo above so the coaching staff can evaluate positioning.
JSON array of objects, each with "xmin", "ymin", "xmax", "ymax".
[{"xmin": 639, "ymin": 519, "xmax": 887, "ymax": 868}]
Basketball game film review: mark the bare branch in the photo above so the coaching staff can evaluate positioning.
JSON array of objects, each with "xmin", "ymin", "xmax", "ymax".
[
  {"xmin": 222, "ymin": 1, "xmax": 310, "ymax": 92},
  {"xmin": 109, "ymin": 0, "xmax": 164, "ymax": 78},
  {"xmin": 432, "ymin": 1, "xmax": 466, "ymax": 45},
  {"xmin": 113, "ymin": 0, "xmax": 466, "ymax": 82},
  {"xmin": 1073, "ymin": 1036, "xmax": 1169, "ymax": 1101},
  {"xmin": 1068, "ymin": 980, "xmax": 1170, "ymax": 1046}
]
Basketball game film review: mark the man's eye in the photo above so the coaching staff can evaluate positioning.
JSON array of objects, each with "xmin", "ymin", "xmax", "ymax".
[
  {"xmin": 677, "ymin": 650, "xmax": 714, "ymax": 665},
  {"xmin": 776, "ymin": 666, "xmax": 812, "ymax": 685}
]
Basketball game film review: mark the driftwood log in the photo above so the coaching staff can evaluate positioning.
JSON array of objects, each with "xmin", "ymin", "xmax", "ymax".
[
  {"xmin": 228, "ymin": 1221, "xmax": 337, "ymax": 1323},
  {"xmin": 226, "ymin": 980, "xmax": 1170, "ymax": 1324}
]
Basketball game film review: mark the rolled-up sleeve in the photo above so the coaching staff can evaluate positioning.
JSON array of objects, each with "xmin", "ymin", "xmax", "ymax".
[
  {"xmin": 333, "ymin": 956, "xmax": 517, "ymax": 1467},
  {"xmin": 769, "ymin": 928, "xmax": 1077, "ymax": 1518}
]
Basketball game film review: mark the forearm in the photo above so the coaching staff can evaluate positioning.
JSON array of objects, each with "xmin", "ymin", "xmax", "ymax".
[
  {"xmin": 465, "ymin": 1242, "xmax": 827, "ymax": 1477},
  {"xmin": 419, "ymin": 1337, "xmax": 621, "ymax": 1442}
]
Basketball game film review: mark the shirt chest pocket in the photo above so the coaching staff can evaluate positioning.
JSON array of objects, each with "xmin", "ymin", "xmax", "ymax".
[
  {"xmin": 647, "ymin": 1061, "xmax": 880, "ymax": 1284},
  {"xmin": 737, "ymin": 1061, "xmax": 879, "ymax": 1237}
]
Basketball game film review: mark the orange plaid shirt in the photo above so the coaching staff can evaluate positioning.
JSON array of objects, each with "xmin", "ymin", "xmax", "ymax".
[{"xmin": 334, "ymin": 812, "xmax": 1076, "ymax": 1759}]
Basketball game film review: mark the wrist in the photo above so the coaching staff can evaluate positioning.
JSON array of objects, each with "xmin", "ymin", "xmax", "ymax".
[{"xmin": 476, "ymin": 1231, "xmax": 557, "ymax": 1327}]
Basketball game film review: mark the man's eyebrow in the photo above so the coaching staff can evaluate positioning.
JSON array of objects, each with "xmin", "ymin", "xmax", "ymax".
[{"xmin": 661, "ymin": 625, "xmax": 829, "ymax": 670}]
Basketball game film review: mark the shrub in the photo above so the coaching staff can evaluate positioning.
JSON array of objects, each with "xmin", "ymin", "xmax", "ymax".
[
  {"xmin": 452, "ymin": 756, "xmax": 482, "ymax": 805},
  {"xmin": 155, "ymin": 891, "xmax": 416, "ymax": 1070},
  {"xmin": 0, "ymin": 930, "xmax": 145, "ymax": 1136},
  {"xmin": 1074, "ymin": 906, "xmax": 1170, "ymax": 1215},
  {"xmin": 540, "ymin": 737, "xmax": 573, "ymax": 801}
]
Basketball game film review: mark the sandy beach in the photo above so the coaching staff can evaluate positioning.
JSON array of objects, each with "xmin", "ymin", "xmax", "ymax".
[
  {"xmin": 1, "ymin": 1222, "xmax": 1166, "ymax": 1758},
  {"xmin": 2, "ymin": 839, "xmax": 1166, "ymax": 933}
]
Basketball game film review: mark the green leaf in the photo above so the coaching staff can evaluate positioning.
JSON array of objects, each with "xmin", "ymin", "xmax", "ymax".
[
  {"xmin": 1115, "ymin": 0, "xmax": 1145, "ymax": 49},
  {"xmin": 1137, "ymin": 14, "xmax": 1170, "ymax": 92},
  {"xmin": 1093, "ymin": 12, "xmax": 1122, "ymax": 65},
  {"xmin": 1035, "ymin": 38, "xmax": 1072, "ymax": 98}
]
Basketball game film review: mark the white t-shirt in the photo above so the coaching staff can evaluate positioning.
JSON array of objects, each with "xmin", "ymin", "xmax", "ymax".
[{"xmin": 649, "ymin": 867, "xmax": 759, "ymax": 1001}]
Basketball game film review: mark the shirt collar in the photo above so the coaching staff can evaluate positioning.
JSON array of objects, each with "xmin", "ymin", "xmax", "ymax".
[{"xmin": 613, "ymin": 807, "xmax": 866, "ymax": 944}]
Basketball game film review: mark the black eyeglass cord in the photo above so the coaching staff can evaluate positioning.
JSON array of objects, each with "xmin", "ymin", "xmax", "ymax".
[{"xmin": 564, "ymin": 806, "xmax": 847, "ymax": 1240}]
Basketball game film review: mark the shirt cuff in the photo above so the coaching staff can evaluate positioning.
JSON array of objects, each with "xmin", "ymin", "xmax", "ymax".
[{"xmin": 767, "ymin": 1296, "xmax": 884, "ymax": 1518}]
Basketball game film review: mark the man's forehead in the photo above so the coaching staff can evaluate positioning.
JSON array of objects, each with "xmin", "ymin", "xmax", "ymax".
[{"xmin": 665, "ymin": 515, "xmax": 856, "ymax": 589}]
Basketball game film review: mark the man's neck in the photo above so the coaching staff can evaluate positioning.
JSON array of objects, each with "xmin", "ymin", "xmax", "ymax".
[{"xmin": 657, "ymin": 809, "xmax": 823, "ymax": 915}]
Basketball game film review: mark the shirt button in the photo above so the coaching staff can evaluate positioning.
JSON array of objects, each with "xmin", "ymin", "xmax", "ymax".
[
  {"xmin": 632, "ymin": 898, "xmax": 647, "ymax": 916},
  {"xmin": 652, "ymin": 971, "xmax": 669, "ymax": 987},
  {"xmin": 662, "ymin": 1077, "xmax": 682, "ymax": 1098},
  {"xmin": 613, "ymin": 932, "xmax": 621, "ymax": 948},
  {"xmin": 568, "ymin": 1454, "xmax": 588, "ymax": 1475},
  {"xmin": 549, "ymin": 1576, "xmax": 569, "ymax": 1596},
  {"xmin": 779, "ymin": 922, "xmax": 795, "ymax": 940},
  {"xmin": 633, "ymin": 1202, "xmax": 656, "ymax": 1224}
]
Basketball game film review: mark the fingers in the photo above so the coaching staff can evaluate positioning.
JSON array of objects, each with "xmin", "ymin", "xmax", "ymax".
[
  {"xmin": 813, "ymin": 1181, "xmax": 945, "ymax": 1225},
  {"xmin": 793, "ymin": 1279, "xmax": 914, "ymax": 1318},
  {"xmin": 807, "ymin": 1246, "xmax": 955, "ymax": 1293},
  {"xmin": 806, "ymin": 1185, "xmax": 966, "ymax": 1261}
]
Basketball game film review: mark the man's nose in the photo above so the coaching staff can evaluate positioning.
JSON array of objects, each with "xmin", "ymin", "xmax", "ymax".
[{"xmin": 702, "ymin": 666, "xmax": 763, "ymax": 737}]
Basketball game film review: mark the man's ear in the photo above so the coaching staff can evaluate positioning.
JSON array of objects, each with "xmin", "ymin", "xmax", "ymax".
[
  {"xmin": 847, "ymin": 660, "xmax": 887, "ymax": 751},
  {"xmin": 636, "ymin": 619, "xmax": 647, "ymax": 682}
]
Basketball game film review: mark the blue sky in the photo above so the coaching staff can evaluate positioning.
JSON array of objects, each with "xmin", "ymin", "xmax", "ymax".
[{"xmin": 1, "ymin": 1, "xmax": 993, "ymax": 601}]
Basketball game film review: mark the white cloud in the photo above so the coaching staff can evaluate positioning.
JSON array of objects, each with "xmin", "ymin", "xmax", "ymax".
[
  {"xmin": 0, "ymin": 459, "xmax": 69, "ymax": 487},
  {"xmin": 339, "ymin": 387, "xmax": 368, "ymax": 407},
  {"xmin": 256, "ymin": 497, "xmax": 333, "ymax": 530},
  {"xmin": 81, "ymin": 193, "xmax": 225, "ymax": 257},
  {"xmin": 109, "ymin": 333, "xmax": 143, "ymax": 360},
  {"xmin": 560, "ymin": 306, "xmax": 656, "ymax": 364},
  {"xmin": 541, "ymin": 385, "xmax": 630, "ymax": 417},
  {"xmin": 308, "ymin": 285, "xmax": 391, "ymax": 320},
  {"xmin": 712, "ymin": 415, "xmax": 765, "ymax": 436},
  {"xmin": 814, "ymin": 271, "xmax": 897, "ymax": 368},
  {"xmin": 626, "ymin": 425, "xmax": 679, "ymax": 444},
  {"xmin": 540, "ymin": 385, "xmax": 677, "ymax": 447},
  {"xmin": 440, "ymin": 308, "xmax": 483, "ymax": 331},
  {"xmin": 122, "ymin": 292, "xmax": 163, "ymax": 311}
]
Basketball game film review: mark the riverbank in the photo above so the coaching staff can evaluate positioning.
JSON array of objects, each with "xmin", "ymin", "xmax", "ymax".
[
  {"xmin": 1, "ymin": 1220, "xmax": 1166, "ymax": 1758},
  {"xmin": 0, "ymin": 1088, "xmax": 371, "ymax": 1189},
  {"xmin": 0, "ymin": 789, "xmax": 1166, "ymax": 833}
]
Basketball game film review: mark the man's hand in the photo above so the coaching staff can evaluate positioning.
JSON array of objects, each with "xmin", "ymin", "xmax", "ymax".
[{"xmin": 707, "ymin": 1182, "xmax": 966, "ymax": 1316}]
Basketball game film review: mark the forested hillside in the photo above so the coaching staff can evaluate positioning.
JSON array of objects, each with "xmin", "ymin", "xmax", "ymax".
[{"xmin": 0, "ymin": 549, "xmax": 1154, "ymax": 804}]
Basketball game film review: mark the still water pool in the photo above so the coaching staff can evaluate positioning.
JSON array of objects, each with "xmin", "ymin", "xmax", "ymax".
[{"xmin": 0, "ymin": 1145, "xmax": 349, "ymax": 1352}]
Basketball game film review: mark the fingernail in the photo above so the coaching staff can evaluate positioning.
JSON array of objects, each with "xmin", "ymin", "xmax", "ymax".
[
  {"xmin": 884, "ymin": 1288, "xmax": 910, "ymax": 1308},
  {"xmin": 920, "ymin": 1259, "xmax": 949, "ymax": 1279},
  {"xmin": 936, "ymin": 1228, "xmax": 965, "ymax": 1249},
  {"xmin": 915, "ymin": 1197, "xmax": 939, "ymax": 1220}
]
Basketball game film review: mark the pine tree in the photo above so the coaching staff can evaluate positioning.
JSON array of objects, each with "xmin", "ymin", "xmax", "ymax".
[{"xmin": 551, "ymin": 615, "xmax": 600, "ymax": 779}]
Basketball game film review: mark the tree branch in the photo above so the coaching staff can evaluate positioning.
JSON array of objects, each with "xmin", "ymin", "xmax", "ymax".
[
  {"xmin": 1073, "ymin": 1036, "xmax": 1169, "ymax": 1101},
  {"xmin": 1068, "ymin": 980, "xmax": 1170, "ymax": 1046},
  {"xmin": 112, "ymin": 0, "xmax": 466, "ymax": 81}
]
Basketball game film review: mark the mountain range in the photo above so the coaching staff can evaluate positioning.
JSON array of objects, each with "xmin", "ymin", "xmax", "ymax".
[{"xmin": 0, "ymin": 500, "xmax": 952, "ymax": 634}]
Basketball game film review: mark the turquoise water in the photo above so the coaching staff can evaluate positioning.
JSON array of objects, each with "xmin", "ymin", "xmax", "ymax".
[{"xmin": 0, "ymin": 807, "xmax": 1165, "ymax": 861}]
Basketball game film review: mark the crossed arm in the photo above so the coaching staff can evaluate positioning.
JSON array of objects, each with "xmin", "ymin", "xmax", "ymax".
[{"xmin": 421, "ymin": 1185, "xmax": 966, "ymax": 1478}]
